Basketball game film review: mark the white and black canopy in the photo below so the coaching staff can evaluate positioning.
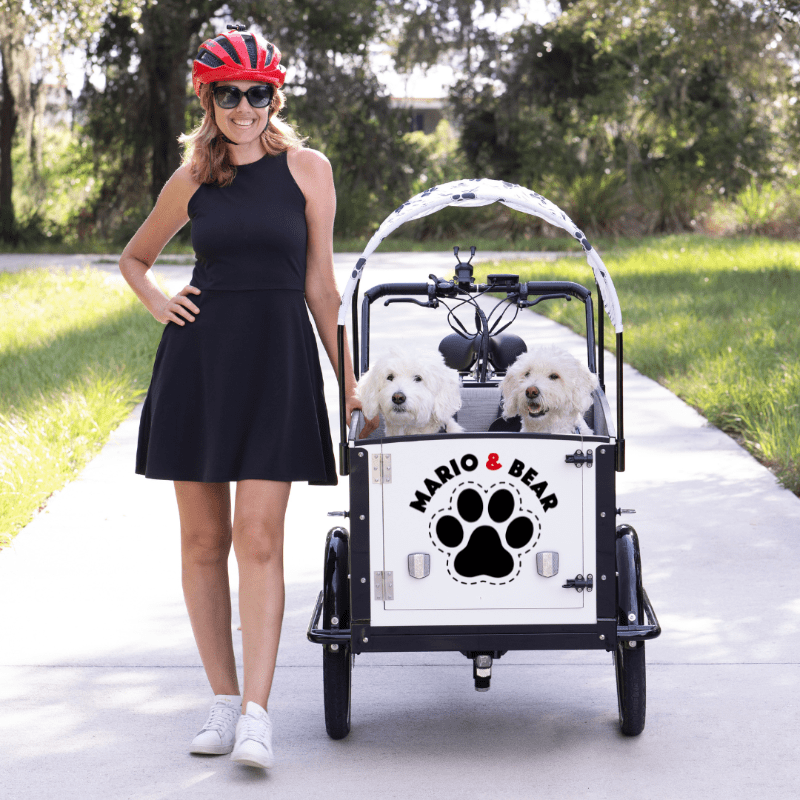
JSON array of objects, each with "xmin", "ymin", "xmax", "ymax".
[{"xmin": 337, "ymin": 178, "xmax": 623, "ymax": 333}]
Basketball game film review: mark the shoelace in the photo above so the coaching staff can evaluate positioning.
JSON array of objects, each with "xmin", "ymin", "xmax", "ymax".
[
  {"xmin": 238, "ymin": 712, "xmax": 271, "ymax": 744},
  {"xmin": 203, "ymin": 704, "xmax": 238, "ymax": 733}
]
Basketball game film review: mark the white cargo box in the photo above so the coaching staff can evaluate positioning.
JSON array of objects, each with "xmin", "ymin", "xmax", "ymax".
[{"xmin": 363, "ymin": 434, "xmax": 599, "ymax": 627}]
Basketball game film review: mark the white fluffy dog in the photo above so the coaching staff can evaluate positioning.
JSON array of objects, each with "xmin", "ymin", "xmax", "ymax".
[
  {"xmin": 356, "ymin": 348, "xmax": 464, "ymax": 436},
  {"xmin": 500, "ymin": 346, "xmax": 598, "ymax": 434}
]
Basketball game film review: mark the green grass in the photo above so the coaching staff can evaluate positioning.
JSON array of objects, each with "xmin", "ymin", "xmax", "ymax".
[
  {"xmin": 0, "ymin": 268, "xmax": 163, "ymax": 545},
  {"xmin": 2, "ymin": 233, "xmax": 797, "ymax": 546},
  {"xmin": 477, "ymin": 234, "xmax": 800, "ymax": 494},
  {"xmin": 1, "ymin": 233, "xmax": 643, "ymax": 257},
  {"xmin": 332, "ymin": 235, "xmax": 587, "ymax": 253},
  {"xmin": 0, "ymin": 240, "xmax": 198, "ymax": 256}
]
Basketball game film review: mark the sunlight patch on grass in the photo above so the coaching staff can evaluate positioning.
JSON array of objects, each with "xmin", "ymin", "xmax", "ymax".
[
  {"xmin": 0, "ymin": 268, "xmax": 162, "ymax": 545},
  {"xmin": 478, "ymin": 235, "xmax": 800, "ymax": 493}
]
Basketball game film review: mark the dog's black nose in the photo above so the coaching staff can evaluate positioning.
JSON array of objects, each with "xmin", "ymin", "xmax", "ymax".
[
  {"xmin": 392, "ymin": 392, "xmax": 406, "ymax": 405},
  {"xmin": 526, "ymin": 386, "xmax": 540, "ymax": 399}
]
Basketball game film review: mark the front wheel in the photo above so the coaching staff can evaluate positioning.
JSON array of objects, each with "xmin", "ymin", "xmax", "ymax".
[
  {"xmin": 614, "ymin": 640, "xmax": 646, "ymax": 736},
  {"xmin": 323, "ymin": 645, "xmax": 352, "ymax": 740}
]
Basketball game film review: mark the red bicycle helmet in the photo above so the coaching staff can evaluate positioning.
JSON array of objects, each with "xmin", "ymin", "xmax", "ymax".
[{"xmin": 192, "ymin": 25, "xmax": 286, "ymax": 97}]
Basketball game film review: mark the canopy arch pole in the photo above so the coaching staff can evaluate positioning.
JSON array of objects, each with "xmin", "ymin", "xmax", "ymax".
[
  {"xmin": 337, "ymin": 324, "xmax": 349, "ymax": 476},
  {"xmin": 338, "ymin": 178, "xmax": 624, "ymax": 336}
]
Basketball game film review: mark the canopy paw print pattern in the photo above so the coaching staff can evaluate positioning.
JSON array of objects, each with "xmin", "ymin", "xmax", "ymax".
[{"xmin": 338, "ymin": 178, "xmax": 623, "ymax": 334}]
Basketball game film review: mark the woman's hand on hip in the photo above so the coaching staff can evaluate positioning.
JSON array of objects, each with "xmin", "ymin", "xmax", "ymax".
[{"xmin": 156, "ymin": 285, "xmax": 201, "ymax": 326}]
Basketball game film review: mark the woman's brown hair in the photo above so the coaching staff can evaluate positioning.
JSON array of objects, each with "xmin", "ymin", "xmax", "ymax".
[{"xmin": 180, "ymin": 83, "xmax": 306, "ymax": 186}]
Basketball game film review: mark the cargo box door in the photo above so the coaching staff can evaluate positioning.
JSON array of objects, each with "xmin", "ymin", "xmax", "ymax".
[{"xmin": 378, "ymin": 438, "xmax": 590, "ymax": 613}]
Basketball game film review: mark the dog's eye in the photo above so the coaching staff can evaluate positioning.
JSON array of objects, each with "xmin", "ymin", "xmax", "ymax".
[
  {"xmin": 524, "ymin": 371, "xmax": 530, "ymax": 378},
  {"xmin": 549, "ymin": 373, "xmax": 560, "ymax": 380},
  {"xmin": 413, "ymin": 375, "xmax": 422, "ymax": 382},
  {"xmin": 386, "ymin": 374, "xmax": 394, "ymax": 381}
]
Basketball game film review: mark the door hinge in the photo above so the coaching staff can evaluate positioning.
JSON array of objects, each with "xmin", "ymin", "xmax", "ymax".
[
  {"xmin": 371, "ymin": 453, "xmax": 392, "ymax": 483},
  {"xmin": 374, "ymin": 571, "xmax": 394, "ymax": 601},
  {"xmin": 565, "ymin": 449, "xmax": 593, "ymax": 468}
]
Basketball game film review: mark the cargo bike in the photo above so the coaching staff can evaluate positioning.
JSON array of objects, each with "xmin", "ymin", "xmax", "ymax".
[{"xmin": 307, "ymin": 179, "xmax": 661, "ymax": 739}]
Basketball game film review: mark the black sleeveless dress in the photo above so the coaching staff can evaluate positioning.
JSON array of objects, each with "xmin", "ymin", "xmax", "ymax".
[{"xmin": 135, "ymin": 151, "xmax": 337, "ymax": 485}]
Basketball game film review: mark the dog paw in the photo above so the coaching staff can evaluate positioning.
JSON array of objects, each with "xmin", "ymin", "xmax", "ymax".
[{"xmin": 431, "ymin": 484, "xmax": 541, "ymax": 584}]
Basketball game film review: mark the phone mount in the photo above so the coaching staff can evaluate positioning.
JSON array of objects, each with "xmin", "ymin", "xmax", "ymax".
[{"xmin": 453, "ymin": 246, "xmax": 476, "ymax": 291}]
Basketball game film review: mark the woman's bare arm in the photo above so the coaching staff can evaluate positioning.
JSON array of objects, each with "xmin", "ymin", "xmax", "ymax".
[
  {"xmin": 119, "ymin": 165, "xmax": 202, "ymax": 326},
  {"xmin": 288, "ymin": 147, "xmax": 375, "ymax": 434}
]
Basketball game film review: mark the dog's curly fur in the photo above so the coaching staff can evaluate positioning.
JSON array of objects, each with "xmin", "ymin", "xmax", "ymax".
[
  {"xmin": 356, "ymin": 347, "xmax": 464, "ymax": 437},
  {"xmin": 501, "ymin": 346, "xmax": 598, "ymax": 434}
]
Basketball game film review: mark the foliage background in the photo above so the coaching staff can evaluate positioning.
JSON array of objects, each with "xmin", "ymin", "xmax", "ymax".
[
  {"xmin": 2, "ymin": 1, "xmax": 800, "ymax": 540},
  {"xmin": 1, "ymin": 0, "xmax": 799, "ymax": 246}
]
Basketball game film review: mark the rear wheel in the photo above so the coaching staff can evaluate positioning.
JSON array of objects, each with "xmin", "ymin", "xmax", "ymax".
[
  {"xmin": 323, "ymin": 645, "xmax": 352, "ymax": 740},
  {"xmin": 614, "ymin": 641, "xmax": 646, "ymax": 736},
  {"xmin": 321, "ymin": 526, "xmax": 351, "ymax": 740}
]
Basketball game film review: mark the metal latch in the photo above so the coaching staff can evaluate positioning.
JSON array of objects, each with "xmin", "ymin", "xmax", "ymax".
[
  {"xmin": 371, "ymin": 453, "xmax": 392, "ymax": 483},
  {"xmin": 563, "ymin": 573, "xmax": 593, "ymax": 592},
  {"xmin": 374, "ymin": 571, "xmax": 394, "ymax": 601},
  {"xmin": 565, "ymin": 449, "xmax": 593, "ymax": 468}
]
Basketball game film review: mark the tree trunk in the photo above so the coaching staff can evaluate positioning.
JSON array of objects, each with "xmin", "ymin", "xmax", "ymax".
[
  {"xmin": 0, "ymin": 2, "xmax": 35, "ymax": 244},
  {"xmin": 141, "ymin": 3, "xmax": 208, "ymax": 204},
  {"xmin": 147, "ymin": 45, "xmax": 187, "ymax": 203},
  {"xmin": 0, "ymin": 44, "xmax": 18, "ymax": 243}
]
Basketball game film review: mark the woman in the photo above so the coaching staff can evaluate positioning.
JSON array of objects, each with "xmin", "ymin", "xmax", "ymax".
[{"xmin": 119, "ymin": 26, "xmax": 369, "ymax": 769}]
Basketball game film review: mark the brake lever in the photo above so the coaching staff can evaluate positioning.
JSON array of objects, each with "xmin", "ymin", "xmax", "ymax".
[
  {"xmin": 384, "ymin": 297, "xmax": 440, "ymax": 309},
  {"xmin": 519, "ymin": 293, "xmax": 572, "ymax": 308}
]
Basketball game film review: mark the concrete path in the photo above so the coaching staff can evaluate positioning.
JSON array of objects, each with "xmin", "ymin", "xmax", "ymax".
[{"xmin": 1, "ymin": 253, "xmax": 799, "ymax": 799}]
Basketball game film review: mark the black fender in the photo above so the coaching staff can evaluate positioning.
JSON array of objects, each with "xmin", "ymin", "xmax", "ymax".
[
  {"xmin": 616, "ymin": 524, "xmax": 644, "ymax": 626},
  {"xmin": 322, "ymin": 527, "xmax": 350, "ymax": 629}
]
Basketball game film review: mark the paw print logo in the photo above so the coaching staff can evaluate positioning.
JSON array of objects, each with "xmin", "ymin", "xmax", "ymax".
[{"xmin": 430, "ymin": 484, "xmax": 541, "ymax": 585}]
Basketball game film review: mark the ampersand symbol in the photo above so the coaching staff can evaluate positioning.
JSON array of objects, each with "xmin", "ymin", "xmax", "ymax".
[{"xmin": 486, "ymin": 453, "xmax": 502, "ymax": 471}]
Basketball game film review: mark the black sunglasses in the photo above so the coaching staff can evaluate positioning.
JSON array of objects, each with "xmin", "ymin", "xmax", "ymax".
[{"xmin": 212, "ymin": 84, "xmax": 274, "ymax": 109}]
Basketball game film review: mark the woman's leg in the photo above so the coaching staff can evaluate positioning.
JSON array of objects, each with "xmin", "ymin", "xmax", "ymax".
[
  {"xmin": 232, "ymin": 479, "xmax": 291, "ymax": 712},
  {"xmin": 174, "ymin": 481, "xmax": 239, "ymax": 697}
]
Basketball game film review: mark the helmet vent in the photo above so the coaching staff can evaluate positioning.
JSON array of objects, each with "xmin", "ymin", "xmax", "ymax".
[
  {"xmin": 197, "ymin": 50, "xmax": 224, "ymax": 68},
  {"xmin": 216, "ymin": 35, "xmax": 242, "ymax": 64},
  {"xmin": 242, "ymin": 33, "xmax": 258, "ymax": 68}
]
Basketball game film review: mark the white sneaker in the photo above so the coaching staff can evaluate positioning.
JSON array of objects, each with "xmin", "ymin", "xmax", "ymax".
[
  {"xmin": 189, "ymin": 695, "xmax": 241, "ymax": 755},
  {"xmin": 231, "ymin": 701, "xmax": 274, "ymax": 768}
]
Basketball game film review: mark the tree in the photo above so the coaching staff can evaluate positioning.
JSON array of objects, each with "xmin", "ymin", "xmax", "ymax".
[
  {"xmin": 392, "ymin": 0, "xmax": 518, "ymax": 76},
  {"xmin": 0, "ymin": 0, "xmax": 143, "ymax": 242},
  {"xmin": 761, "ymin": 1, "xmax": 800, "ymax": 26},
  {"xmin": 79, "ymin": 0, "xmax": 427, "ymax": 239},
  {"xmin": 0, "ymin": 0, "xmax": 35, "ymax": 242},
  {"xmin": 80, "ymin": 0, "xmax": 217, "ymax": 220},
  {"xmin": 450, "ymin": 0, "xmax": 800, "ymax": 232}
]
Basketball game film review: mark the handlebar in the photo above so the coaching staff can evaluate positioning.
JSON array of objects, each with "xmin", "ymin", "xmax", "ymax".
[
  {"xmin": 339, "ymin": 272, "xmax": 624, "ymax": 478},
  {"xmin": 363, "ymin": 278, "xmax": 591, "ymax": 305}
]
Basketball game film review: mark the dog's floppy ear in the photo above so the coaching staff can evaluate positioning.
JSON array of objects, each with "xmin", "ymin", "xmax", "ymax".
[
  {"xmin": 499, "ymin": 372, "xmax": 513, "ymax": 419},
  {"xmin": 432, "ymin": 362, "xmax": 462, "ymax": 423},
  {"xmin": 577, "ymin": 363, "xmax": 600, "ymax": 412},
  {"xmin": 500, "ymin": 358, "xmax": 525, "ymax": 419},
  {"xmin": 420, "ymin": 353, "xmax": 461, "ymax": 422},
  {"xmin": 355, "ymin": 368, "xmax": 381, "ymax": 420}
]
